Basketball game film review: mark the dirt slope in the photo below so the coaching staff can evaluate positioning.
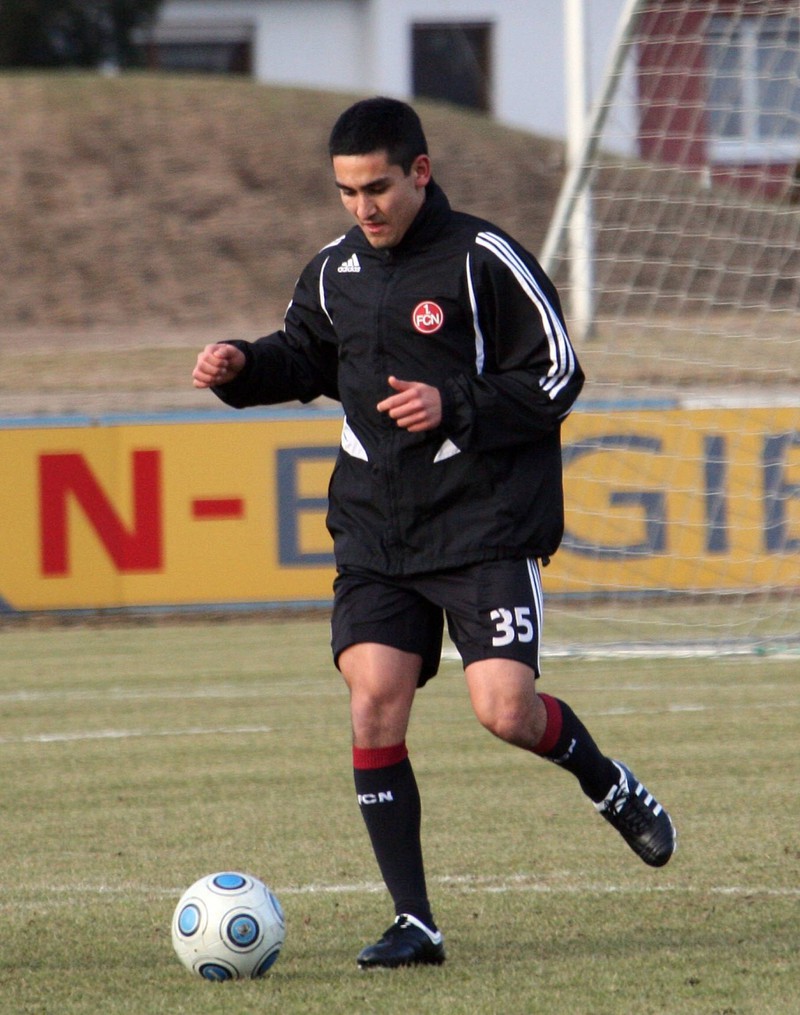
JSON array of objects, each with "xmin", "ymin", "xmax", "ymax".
[
  {"xmin": 3, "ymin": 74, "xmax": 795, "ymax": 418},
  {"xmin": 0, "ymin": 74, "xmax": 563, "ymax": 333}
]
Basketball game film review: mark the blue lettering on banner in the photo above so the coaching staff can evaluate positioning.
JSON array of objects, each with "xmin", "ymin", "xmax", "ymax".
[
  {"xmin": 762, "ymin": 431, "xmax": 800, "ymax": 552},
  {"xmin": 276, "ymin": 446, "xmax": 337, "ymax": 566},
  {"xmin": 703, "ymin": 434, "xmax": 729, "ymax": 553},
  {"xmin": 562, "ymin": 435, "xmax": 666, "ymax": 558}
]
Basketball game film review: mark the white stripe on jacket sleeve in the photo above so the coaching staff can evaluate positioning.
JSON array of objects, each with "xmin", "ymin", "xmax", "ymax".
[{"xmin": 475, "ymin": 231, "xmax": 577, "ymax": 400}]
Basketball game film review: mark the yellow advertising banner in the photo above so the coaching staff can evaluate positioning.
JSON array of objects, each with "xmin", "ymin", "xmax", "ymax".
[
  {"xmin": 1, "ymin": 405, "xmax": 798, "ymax": 612},
  {"xmin": 559, "ymin": 406, "xmax": 799, "ymax": 594}
]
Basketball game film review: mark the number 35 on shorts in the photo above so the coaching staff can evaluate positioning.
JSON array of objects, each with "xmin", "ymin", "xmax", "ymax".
[{"xmin": 490, "ymin": 607, "xmax": 535, "ymax": 646}]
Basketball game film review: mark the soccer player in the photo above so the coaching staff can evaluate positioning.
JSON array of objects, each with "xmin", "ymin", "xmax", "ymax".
[{"xmin": 192, "ymin": 97, "xmax": 677, "ymax": 969}]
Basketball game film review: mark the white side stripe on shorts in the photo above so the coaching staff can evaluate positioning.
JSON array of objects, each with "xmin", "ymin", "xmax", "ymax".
[{"xmin": 526, "ymin": 557, "xmax": 544, "ymax": 676}]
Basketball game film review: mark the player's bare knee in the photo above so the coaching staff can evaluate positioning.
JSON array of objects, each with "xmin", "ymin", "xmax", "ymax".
[
  {"xmin": 349, "ymin": 687, "xmax": 413, "ymax": 746},
  {"xmin": 475, "ymin": 703, "xmax": 534, "ymax": 748}
]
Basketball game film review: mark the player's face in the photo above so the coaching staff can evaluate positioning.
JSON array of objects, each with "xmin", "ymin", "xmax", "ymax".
[{"xmin": 332, "ymin": 151, "xmax": 431, "ymax": 249}]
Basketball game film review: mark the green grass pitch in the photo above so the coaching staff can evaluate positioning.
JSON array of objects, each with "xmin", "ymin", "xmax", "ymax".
[{"xmin": 0, "ymin": 616, "xmax": 797, "ymax": 1014}]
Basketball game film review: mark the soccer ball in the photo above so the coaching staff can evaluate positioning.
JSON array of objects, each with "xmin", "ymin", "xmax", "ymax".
[{"xmin": 171, "ymin": 871, "xmax": 285, "ymax": 980}]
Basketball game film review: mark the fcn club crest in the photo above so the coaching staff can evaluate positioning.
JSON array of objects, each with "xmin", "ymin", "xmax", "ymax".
[{"xmin": 412, "ymin": 301, "xmax": 444, "ymax": 334}]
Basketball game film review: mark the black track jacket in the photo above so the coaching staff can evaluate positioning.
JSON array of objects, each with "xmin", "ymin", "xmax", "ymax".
[{"xmin": 213, "ymin": 180, "xmax": 584, "ymax": 575}]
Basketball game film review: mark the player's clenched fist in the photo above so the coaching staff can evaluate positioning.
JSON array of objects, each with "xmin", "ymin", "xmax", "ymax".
[{"xmin": 192, "ymin": 343, "xmax": 246, "ymax": 389}]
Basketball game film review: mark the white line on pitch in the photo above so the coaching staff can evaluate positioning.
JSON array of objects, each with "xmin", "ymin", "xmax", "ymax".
[
  {"xmin": 441, "ymin": 645, "xmax": 800, "ymax": 661},
  {"xmin": 0, "ymin": 725, "xmax": 274, "ymax": 744},
  {"xmin": 0, "ymin": 682, "xmax": 341, "ymax": 704},
  {"xmin": 280, "ymin": 876, "xmax": 800, "ymax": 900},
  {"xmin": 9, "ymin": 876, "xmax": 799, "ymax": 902},
  {"xmin": 4, "ymin": 696, "xmax": 796, "ymax": 746}
]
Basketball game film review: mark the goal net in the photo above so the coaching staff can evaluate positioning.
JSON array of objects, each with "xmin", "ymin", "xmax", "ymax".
[{"xmin": 541, "ymin": 0, "xmax": 800, "ymax": 657}]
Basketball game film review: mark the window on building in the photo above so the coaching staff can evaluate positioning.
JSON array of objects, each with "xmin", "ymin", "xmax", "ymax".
[
  {"xmin": 138, "ymin": 23, "xmax": 253, "ymax": 75},
  {"xmin": 706, "ymin": 14, "xmax": 800, "ymax": 160},
  {"xmin": 412, "ymin": 23, "xmax": 492, "ymax": 112}
]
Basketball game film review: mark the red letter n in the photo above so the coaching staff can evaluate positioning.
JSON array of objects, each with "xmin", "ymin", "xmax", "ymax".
[{"xmin": 40, "ymin": 450, "xmax": 163, "ymax": 575}]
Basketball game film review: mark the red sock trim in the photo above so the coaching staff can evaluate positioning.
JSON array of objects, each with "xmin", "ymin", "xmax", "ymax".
[
  {"xmin": 534, "ymin": 693, "xmax": 563, "ymax": 756},
  {"xmin": 353, "ymin": 742, "xmax": 409, "ymax": 770}
]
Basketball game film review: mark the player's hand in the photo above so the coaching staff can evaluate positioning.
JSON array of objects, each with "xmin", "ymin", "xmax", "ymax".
[
  {"xmin": 192, "ymin": 343, "xmax": 246, "ymax": 389},
  {"xmin": 377, "ymin": 376, "xmax": 442, "ymax": 432}
]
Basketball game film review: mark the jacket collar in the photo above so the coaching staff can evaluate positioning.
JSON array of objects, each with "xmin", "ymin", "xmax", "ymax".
[{"xmin": 391, "ymin": 178, "xmax": 451, "ymax": 254}]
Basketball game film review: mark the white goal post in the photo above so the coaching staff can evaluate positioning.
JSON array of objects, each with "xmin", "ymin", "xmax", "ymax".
[{"xmin": 541, "ymin": 0, "xmax": 800, "ymax": 656}]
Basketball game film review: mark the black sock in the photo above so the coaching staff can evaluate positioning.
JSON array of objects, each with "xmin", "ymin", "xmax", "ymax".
[
  {"xmin": 353, "ymin": 743, "xmax": 436, "ymax": 931},
  {"xmin": 534, "ymin": 694, "xmax": 619, "ymax": 803}
]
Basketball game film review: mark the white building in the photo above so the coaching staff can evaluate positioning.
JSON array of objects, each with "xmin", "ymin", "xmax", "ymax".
[
  {"xmin": 145, "ymin": 0, "xmax": 800, "ymax": 195},
  {"xmin": 145, "ymin": 0, "xmax": 628, "ymax": 142}
]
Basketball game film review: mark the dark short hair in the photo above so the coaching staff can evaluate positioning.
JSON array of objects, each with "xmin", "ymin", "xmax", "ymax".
[{"xmin": 328, "ymin": 97, "xmax": 428, "ymax": 174}]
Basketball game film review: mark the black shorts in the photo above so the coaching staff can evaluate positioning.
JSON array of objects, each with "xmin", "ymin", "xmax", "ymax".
[{"xmin": 331, "ymin": 558, "xmax": 544, "ymax": 686}]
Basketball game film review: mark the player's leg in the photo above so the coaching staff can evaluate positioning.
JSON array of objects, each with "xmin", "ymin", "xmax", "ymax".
[
  {"xmin": 339, "ymin": 642, "xmax": 444, "ymax": 967},
  {"xmin": 465, "ymin": 659, "xmax": 677, "ymax": 868},
  {"xmin": 341, "ymin": 640, "xmax": 419, "ymax": 748},
  {"xmin": 464, "ymin": 655, "xmax": 620, "ymax": 800},
  {"xmin": 447, "ymin": 558, "xmax": 676, "ymax": 867},
  {"xmin": 332, "ymin": 572, "xmax": 445, "ymax": 968},
  {"xmin": 463, "ymin": 642, "xmax": 619, "ymax": 795}
]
